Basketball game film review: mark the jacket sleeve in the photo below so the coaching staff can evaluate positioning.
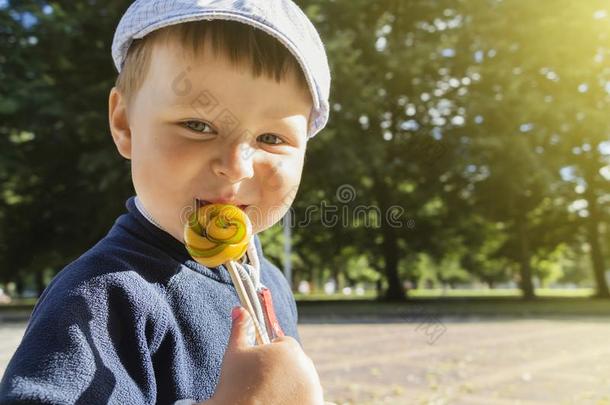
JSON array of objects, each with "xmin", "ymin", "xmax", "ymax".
[{"xmin": 0, "ymin": 273, "xmax": 168, "ymax": 405}]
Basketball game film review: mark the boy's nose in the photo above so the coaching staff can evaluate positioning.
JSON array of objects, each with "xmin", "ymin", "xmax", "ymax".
[{"xmin": 212, "ymin": 139, "xmax": 255, "ymax": 183}]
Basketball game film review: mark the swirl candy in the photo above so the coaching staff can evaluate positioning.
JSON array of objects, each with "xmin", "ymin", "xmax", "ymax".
[
  {"xmin": 184, "ymin": 202, "xmax": 252, "ymax": 268},
  {"xmin": 184, "ymin": 200, "xmax": 272, "ymax": 346}
]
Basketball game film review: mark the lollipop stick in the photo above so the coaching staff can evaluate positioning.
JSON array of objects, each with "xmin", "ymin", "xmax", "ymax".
[{"xmin": 226, "ymin": 260, "xmax": 266, "ymax": 345}]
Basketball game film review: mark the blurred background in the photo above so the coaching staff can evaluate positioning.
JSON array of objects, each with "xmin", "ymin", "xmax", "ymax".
[
  {"xmin": 2, "ymin": 0, "xmax": 610, "ymax": 301},
  {"xmin": 1, "ymin": 1, "xmax": 610, "ymax": 403}
]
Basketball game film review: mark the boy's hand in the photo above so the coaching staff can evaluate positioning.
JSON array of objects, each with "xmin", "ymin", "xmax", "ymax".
[{"xmin": 202, "ymin": 307, "xmax": 325, "ymax": 405}]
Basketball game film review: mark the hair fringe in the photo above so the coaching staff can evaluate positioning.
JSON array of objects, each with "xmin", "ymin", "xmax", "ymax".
[{"xmin": 115, "ymin": 20, "xmax": 309, "ymax": 108}]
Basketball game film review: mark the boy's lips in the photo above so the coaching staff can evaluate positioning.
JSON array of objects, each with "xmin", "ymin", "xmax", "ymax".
[{"xmin": 196, "ymin": 198, "xmax": 250, "ymax": 210}]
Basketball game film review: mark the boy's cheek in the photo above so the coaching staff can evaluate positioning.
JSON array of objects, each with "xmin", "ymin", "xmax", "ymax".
[{"xmin": 259, "ymin": 153, "xmax": 304, "ymax": 189}]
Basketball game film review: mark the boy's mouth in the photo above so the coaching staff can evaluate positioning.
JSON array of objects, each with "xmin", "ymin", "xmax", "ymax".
[{"xmin": 196, "ymin": 198, "xmax": 249, "ymax": 211}]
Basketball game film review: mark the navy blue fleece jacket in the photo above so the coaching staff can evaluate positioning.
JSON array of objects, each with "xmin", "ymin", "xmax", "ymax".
[{"xmin": 0, "ymin": 196, "xmax": 300, "ymax": 404}]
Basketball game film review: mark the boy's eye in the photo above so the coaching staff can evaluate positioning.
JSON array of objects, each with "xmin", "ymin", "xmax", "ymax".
[
  {"xmin": 258, "ymin": 133, "xmax": 284, "ymax": 145},
  {"xmin": 182, "ymin": 120, "xmax": 214, "ymax": 134}
]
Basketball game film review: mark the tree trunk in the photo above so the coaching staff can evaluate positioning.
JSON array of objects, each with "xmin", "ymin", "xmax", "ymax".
[
  {"xmin": 15, "ymin": 274, "xmax": 25, "ymax": 297},
  {"xmin": 585, "ymin": 191, "xmax": 610, "ymax": 298},
  {"xmin": 516, "ymin": 215, "xmax": 535, "ymax": 299},
  {"xmin": 375, "ymin": 278, "xmax": 383, "ymax": 298},
  {"xmin": 35, "ymin": 268, "xmax": 46, "ymax": 297},
  {"xmin": 310, "ymin": 262, "xmax": 319, "ymax": 294},
  {"xmin": 381, "ymin": 224, "xmax": 406, "ymax": 301},
  {"xmin": 299, "ymin": 252, "xmax": 316, "ymax": 293},
  {"xmin": 371, "ymin": 165, "xmax": 406, "ymax": 302},
  {"xmin": 317, "ymin": 268, "xmax": 325, "ymax": 294},
  {"xmin": 331, "ymin": 258, "xmax": 340, "ymax": 293}
]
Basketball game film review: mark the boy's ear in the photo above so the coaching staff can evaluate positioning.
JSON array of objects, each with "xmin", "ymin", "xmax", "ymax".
[{"xmin": 108, "ymin": 87, "xmax": 132, "ymax": 160}]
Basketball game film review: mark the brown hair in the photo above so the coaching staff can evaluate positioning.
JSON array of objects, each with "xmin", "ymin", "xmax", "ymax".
[{"xmin": 115, "ymin": 19, "xmax": 310, "ymax": 108}]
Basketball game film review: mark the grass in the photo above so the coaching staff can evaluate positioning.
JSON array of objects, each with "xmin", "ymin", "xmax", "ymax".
[
  {"xmin": 294, "ymin": 287, "xmax": 596, "ymax": 301},
  {"xmin": 2, "ymin": 289, "xmax": 608, "ymax": 318},
  {"xmin": 295, "ymin": 288, "xmax": 609, "ymax": 319},
  {"xmin": 295, "ymin": 291, "xmax": 378, "ymax": 301},
  {"xmin": 296, "ymin": 295, "xmax": 610, "ymax": 319},
  {"xmin": 410, "ymin": 287, "xmax": 595, "ymax": 298}
]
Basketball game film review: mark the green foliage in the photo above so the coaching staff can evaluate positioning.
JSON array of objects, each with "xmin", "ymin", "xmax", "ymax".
[
  {"xmin": 0, "ymin": 1, "xmax": 134, "ymax": 291},
  {"xmin": 1, "ymin": 0, "xmax": 609, "ymax": 299}
]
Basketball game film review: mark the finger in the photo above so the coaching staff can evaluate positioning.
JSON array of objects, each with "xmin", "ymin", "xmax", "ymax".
[{"xmin": 227, "ymin": 306, "xmax": 256, "ymax": 350}]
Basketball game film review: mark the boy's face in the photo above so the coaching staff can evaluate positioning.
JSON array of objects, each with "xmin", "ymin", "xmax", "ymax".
[{"xmin": 109, "ymin": 37, "xmax": 313, "ymax": 243}]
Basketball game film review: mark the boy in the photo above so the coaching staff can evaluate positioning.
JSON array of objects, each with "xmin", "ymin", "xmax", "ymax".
[{"xmin": 0, "ymin": 0, "xmax": 331, "ymax": 404}]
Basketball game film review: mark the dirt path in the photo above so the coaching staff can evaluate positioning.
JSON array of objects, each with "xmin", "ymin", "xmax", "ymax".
[
  {"xmin": 2, "ymin": 318, "xmax": 609, "ymax": 404},
  {"xmin": 299, "ymin": 318, "xmax": 610, "ymax": 404}
]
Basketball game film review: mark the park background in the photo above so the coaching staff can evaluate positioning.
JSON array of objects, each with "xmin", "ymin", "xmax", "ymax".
[
  {"xmin": 2, "ymin": 0, "xmax": 609, "ymax": 301},
  {"xmin": 1, "ymin": 1, "xmax": 610, "ymax": 403}
]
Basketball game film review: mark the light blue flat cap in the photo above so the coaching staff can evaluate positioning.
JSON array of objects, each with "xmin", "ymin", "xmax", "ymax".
[{"xmin": 111, "ymin": 0, "xmax": 331, "ymax": 139}]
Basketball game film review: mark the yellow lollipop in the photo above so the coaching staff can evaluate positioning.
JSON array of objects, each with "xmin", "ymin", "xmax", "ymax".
[
  {"xmin": 184, "ymin": 201, "xmax": 252, "ymax": 267},
  {"xmin": 184, "ymin": 200, "xmax": 270, "ymax": 345}
]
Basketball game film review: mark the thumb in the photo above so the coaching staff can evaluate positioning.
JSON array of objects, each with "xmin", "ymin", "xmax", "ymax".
[{"xmin": 227, "ymin": 306, "xmax": 255, "ymax": 350}]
